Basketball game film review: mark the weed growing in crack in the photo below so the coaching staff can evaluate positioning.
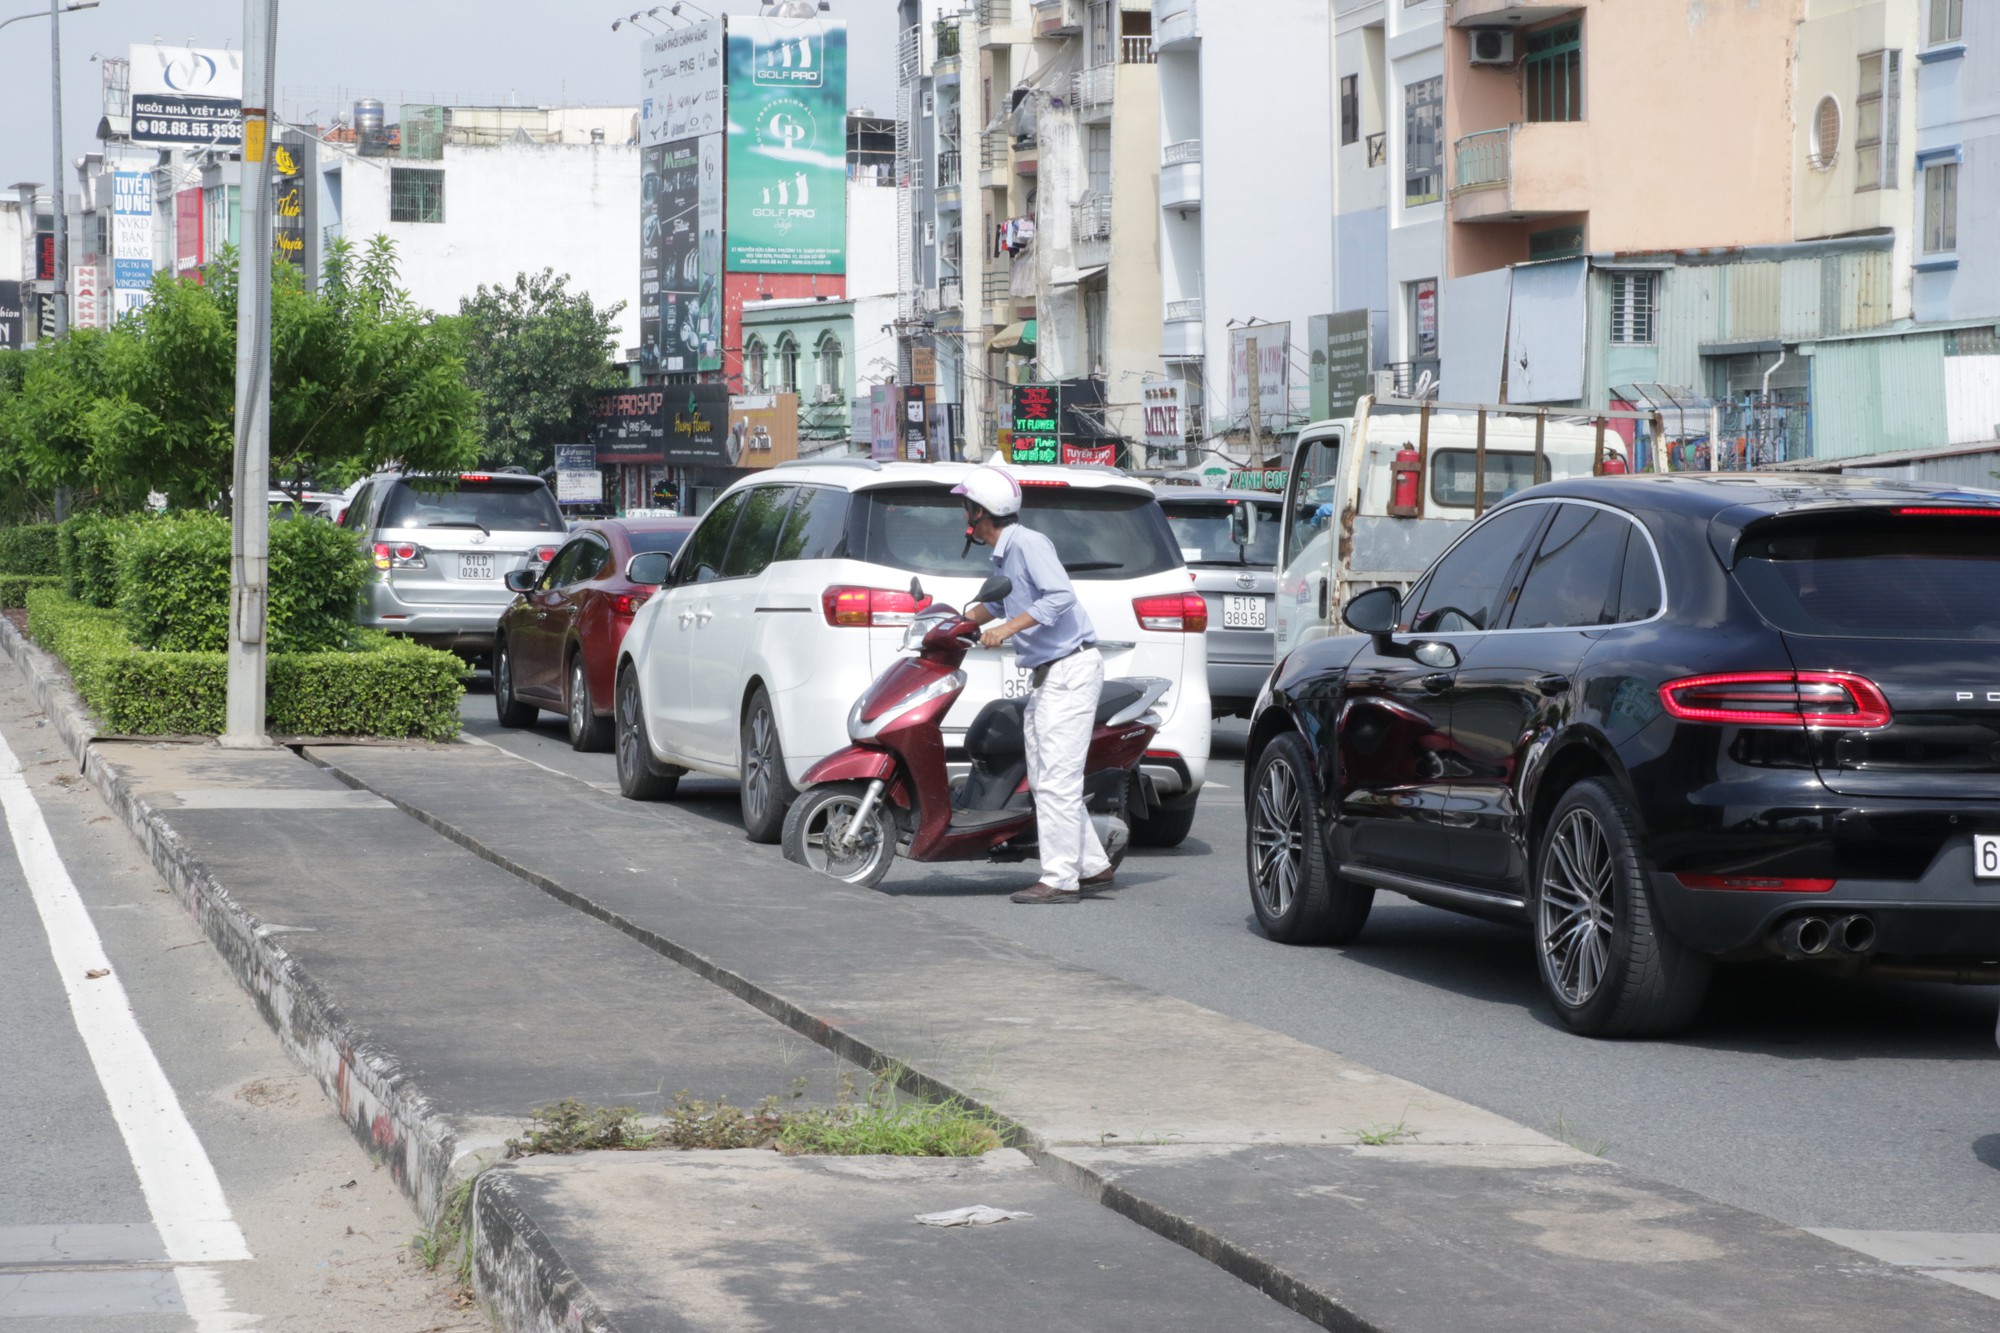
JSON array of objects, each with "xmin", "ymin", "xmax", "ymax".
[
  {"xmin": 1542, "ymin": 1111, "xmax": 1609, "ymax": 1157},
  {"xmin": 413, "ymin": 1175, "xmax": 478, "ymax": 1285},
  {"xmin": 1349, "ymin": 1119, "xmax": 1415, "ymax": 1146}
]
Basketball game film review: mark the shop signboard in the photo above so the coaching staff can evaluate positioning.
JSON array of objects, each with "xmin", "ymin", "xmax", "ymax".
[
  {"xmin": 1009, "ymin": 384, "xmax": 1059, "ymax": 465},
  {"xmin": 1227, "ymin": 321, "xmax": 1290, "ymax": 430},
  {"xmin": 554, "ymin": 442, "xmax": 601, "ymax": 504},
  {"xmin": 0, "ymin": 281, "xmax": 22, "ymax": 350},
  {"xmin": 1311, "ymin": 309, "xmax": 1371, "ymax": 421},
  {"xmin": 273, "ymin": 135, "xmax": 307, "ymax": 271},
  {"xmin": 112, "ymin": 171, "xmax": 154, "ymax": 315},
  {"xmin": 725, "ymin": 393, "xmax": 801, "ymax": 468},
  {"xmin": 175, "ymin": 188, "xmax": 203, "ymax": 275},
  {"xmin": 1141, "ymin": 376, "xmax": 1184, "ymax": 457},
  {"xmin": 725, "ymin": 15, "xmax": 848, "ymax": 274},
  {"xmin": 641, "ymin": 135, "xmax": 723, "ymax": 373},
  {"xmin": 128, "ymin": 45, "xmax": 243, "ymax": 148},
  {"xmin": 1228, "ymin": 469, "xmax": 1289, "ymax": 493},
  {"xmin": 662, "ymin": 383, "xmax": 733, "ymax": 465},
  {"xmin": 901, "ymin": 385, "xmax": 929, "ymax": 461},
  {"xmin": 1415, "ymin": 279, "xmax": 1439, "ymax": 359},
  {"xmin": 640, "ymin": 19, "xmax": 724, "ymax": 147},
  {"xmin": 910, "ymin": 346, "xmax": 937, "ymax": 385},
  {"xmin": 591, "ymin": 387, "xmax": 669, "ymax": 464},
  {"xmin": 1061, "ymin": 442, "xmax": 1117, "ymax": 466},
  {"xmin": 72, "ymin": 266, "xmax": 101, "ymax": 330}
]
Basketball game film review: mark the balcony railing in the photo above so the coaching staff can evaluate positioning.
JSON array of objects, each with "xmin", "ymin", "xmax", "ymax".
[
  {"xmin": 1074, "ymin": 193, "xmax": 1112, "ymax": 242},
  {"xmin": 1166, "ymin": 297, "xmax": 1203, "ymax": 322},
  {"xmin": 979, "ymin": 0, "xmax": 1012, "ymax": 26},
  {"xmin": 1163, "ymin": 138, "xmax": 1201, "ymax": 165},
  {"xmin": 981, "ymin": 127, "xmax": 1011, "ymax": 171},
  {"xmin": 1452, "ymin": 127, "xmax": 1511, "ymax": 194},
  {"xmin": 936, "ymin": 150, "xmax": 963, "ymax": 190},
  {"xmin": 1121, "ymin": 35, "xmax": 1156, "ymax": 64},
  {"xmin": 982, "ymin": 270, "xmax": 1011, "ymax": 304},
  {"xmin": 1074, "ymin": 65, "xmax": 1115, "ymax": 109}
]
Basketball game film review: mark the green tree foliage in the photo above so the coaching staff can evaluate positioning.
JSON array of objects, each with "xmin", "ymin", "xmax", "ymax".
[
  {"xmin": 458, "ymin": 268, "xmax": 625, "ymax": 473},
  {"xmin": 0, "ymin": 237, "xmax": 478, "ymax": 512}
]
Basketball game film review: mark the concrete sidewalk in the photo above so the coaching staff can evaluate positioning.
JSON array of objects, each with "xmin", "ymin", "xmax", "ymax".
[{"xmin": 6, "ymin": 615, "xmax": 1995, "ymax": 1331}]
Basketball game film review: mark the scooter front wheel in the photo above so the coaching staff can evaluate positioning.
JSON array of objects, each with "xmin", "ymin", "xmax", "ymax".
[{"xmin": 783, "ymin": 782, "xmax": 896, "ymax": 889}]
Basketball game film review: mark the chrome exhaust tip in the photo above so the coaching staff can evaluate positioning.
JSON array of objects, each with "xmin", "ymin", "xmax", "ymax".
[
  {"xmin": 1834, "ymin": 913, "xmax": 1877, "ymax": 956},
  {"xmin": 1777, "ymin": 916, "xmax": 1833, "ymax": 959}
]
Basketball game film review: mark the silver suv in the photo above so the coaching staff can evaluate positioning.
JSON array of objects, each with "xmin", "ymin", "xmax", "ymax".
[
  {"xmin": 344, "ymin": 471, "xmax": 568, "ymax": 656},
  {"xmin": 1156, "ymin": 488, "xmax": 1282, "ymax": 718}
]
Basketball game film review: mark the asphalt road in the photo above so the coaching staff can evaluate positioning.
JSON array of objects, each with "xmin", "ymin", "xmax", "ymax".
[
  {"xmin": 457, "ymin": 683, "xmax": 2000, "ymax": 1244},
  {"xmin": 0, "ymin": 669, "xmax": 486, "ymax": 1333}
]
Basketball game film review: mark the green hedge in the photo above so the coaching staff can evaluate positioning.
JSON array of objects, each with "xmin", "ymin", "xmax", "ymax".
[
  {"xmin": 25, "ymin": 588, "xmax": 464, "ymax": 740},
  {"xmin": 0, "ymin": 574, "xmax": 60, "ymax": 608},
  {"xmin": 59, "ymin": 512, "xmax": 136, "ymax": 608},
  {"xmin": 0, "ymin": 525, "xmax": 60, "ymax": 576}
]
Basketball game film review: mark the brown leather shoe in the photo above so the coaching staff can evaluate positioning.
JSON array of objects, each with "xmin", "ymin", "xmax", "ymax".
[
  {"xmin": 1080, "ymin": 869, "xmax": 1115, "ymax": 888},
  {"xmin": 1011, "ymin": 882, "xmax": 1080, "ymax": 905}
]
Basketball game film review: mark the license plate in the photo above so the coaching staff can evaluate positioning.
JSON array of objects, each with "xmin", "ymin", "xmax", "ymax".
[
  {"xmin": 459, "ymin": 554, "xmax": 495, "ymax": 581},
  {"xmin": 1977, "ymin": 835, "xmax": 2000, "ymax": 879},
  {"xmin": 1002, "ymin": 664, "xmax": 1034, "ymax": 700},
  {"xmin": 1223, "ymin": 595, "xmax": 1266, "ymax": 630}
]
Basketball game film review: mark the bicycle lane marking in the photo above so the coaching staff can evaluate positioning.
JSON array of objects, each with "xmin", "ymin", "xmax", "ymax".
[{"xmin": 0, "ymin": 729, "xmax": 256, "ymax": 1330}]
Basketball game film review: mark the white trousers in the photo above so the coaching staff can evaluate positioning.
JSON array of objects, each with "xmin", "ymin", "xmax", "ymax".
[{"xmin": 1024, "ymin": 648, "xmax": 1112, "ymax": 892}]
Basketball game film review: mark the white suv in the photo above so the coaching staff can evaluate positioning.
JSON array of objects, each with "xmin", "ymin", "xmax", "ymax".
[{"xmin": 612, "ymin": 460, "xmax": 1211, "ymax": 847}]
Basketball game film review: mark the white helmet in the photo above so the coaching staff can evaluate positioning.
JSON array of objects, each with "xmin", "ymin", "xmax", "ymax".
[{"xmin": 951, "ymin": 464, "xmax": 1023, "ymax": 518}]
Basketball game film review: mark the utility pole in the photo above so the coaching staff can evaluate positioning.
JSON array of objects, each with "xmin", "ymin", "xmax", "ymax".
[
  {"xmin": 223, "ymin": 0, "xmax": 278, "ymax": 748},
  {"xmin": 47, "ymin": 0, "xmax": 67, "ymax": 336}
]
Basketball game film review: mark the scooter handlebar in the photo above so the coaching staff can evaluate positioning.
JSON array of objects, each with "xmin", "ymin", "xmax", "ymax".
[{"xmin": 922, "ymin": 618, "xmax": 984, "ymax": 650}]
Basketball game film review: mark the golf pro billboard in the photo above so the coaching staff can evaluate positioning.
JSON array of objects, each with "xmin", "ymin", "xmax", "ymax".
[{"xmin": 725, "ymin": 14, "xmax": 847, "ymax": 274}]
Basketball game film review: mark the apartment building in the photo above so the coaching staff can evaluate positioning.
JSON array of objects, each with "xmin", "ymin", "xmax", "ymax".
[{"xmin": 1154, "ymin": 0, "xmax": 1334, "ymax": 463}]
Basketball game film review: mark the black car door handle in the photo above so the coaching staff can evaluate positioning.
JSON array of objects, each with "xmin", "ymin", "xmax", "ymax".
[
  {"xmin": 1421, "ymin": 672, "xmax": 1454, "ymax": 694},
  {"xmin": 1537, "ymin": 674, "xmax": 1571, "ymax": 696}
]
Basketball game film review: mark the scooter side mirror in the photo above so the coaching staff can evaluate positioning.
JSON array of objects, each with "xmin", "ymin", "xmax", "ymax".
[
  {"xmin": 973, "ymin": 574, "xmax": 1013, "ymax": 607},
  {"xmin": 909, "ymin": 576, "xmax": 932, "ymax": 612}
]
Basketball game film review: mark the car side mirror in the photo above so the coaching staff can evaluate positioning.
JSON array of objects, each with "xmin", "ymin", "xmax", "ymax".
[
  {"xmin": 1228, "ymin": 501, "xmax": 1258, "ymax": 548},
  {"xmin": 626, "ymin": 551, "xmax": 672, "ymax": 587},
  {"xmin": 972, "ymin": 574, "xmax": 1013, "ymax": 606},
  {"xmin": 503, "ymin": 569, "xmax": 538, "ymax": 593},
  {"xmin": 1342, "ymin": 586, "xmax": 1400, "ymax": 636}
]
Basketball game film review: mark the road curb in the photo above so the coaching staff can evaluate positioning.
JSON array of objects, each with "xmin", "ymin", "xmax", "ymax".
[
  {"xmin": 0, "ymin": 615, "xmax": 477, "ymax": 1230},
  {"xmin": 470, "ymin": 1169, "xmax": 621, "ymax": 1333}
]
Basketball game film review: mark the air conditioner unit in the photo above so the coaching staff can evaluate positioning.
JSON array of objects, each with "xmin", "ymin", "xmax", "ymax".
[
  {"xmin": 1373, "ymin": 370, "xmax": 1400, "ymax": 400},
  {"xmin": 1469, "ymin": 30, "xmax": 1515, "ymax": 66},
  {"xmin": 815, "ymin": 384, "xmax": 844, "ymax": 404}
]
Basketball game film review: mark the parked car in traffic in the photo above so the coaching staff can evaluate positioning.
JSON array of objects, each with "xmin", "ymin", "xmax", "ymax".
[
  {"xmin": 343, "ymin": 471, "xmax": 568, "ymax": 658},
  {"xmin": 611, "ymin": 460, "xmax": 1212, "ymax": 848},
  {"xmin": 1157, "ymin": 488, "xmax": 1283, "ymax": 717},
  {"xmin": 492, "ymin": 516, "xmax": 698, "ymax": 750},
  {"xmin": 1245, "ymin": 473, "xmax": 2000, "ymax": 1037}
]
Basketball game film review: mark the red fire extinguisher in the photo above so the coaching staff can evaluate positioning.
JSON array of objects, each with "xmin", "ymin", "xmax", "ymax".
[
  {"xmin": 1601, "ymin": 448, "xmax": 1629, "ymax": 475},
  {"xmin": 1390, "ymin": 443, "xmax": 1422, "ymax": 515}
]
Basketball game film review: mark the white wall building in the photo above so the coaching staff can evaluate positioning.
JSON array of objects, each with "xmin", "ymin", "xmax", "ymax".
[
  {"xmin": 318, "ymin": 105, "xmax": 642, "ymax": 347},
  {"xmin": 1157, "ymin": 0, "xmax": 1334, "ymax": 456}
]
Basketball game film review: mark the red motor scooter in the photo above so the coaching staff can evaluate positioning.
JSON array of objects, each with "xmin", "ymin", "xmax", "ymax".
[{"xmin": 781, "ymin": 575, "xmax": 1171, "ymax": 889}]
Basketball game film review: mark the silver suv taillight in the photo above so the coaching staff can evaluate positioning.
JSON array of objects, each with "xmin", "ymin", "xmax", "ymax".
[{"xmin": 372, "ymin": 541, "xmax": 427, "ymax": 571}]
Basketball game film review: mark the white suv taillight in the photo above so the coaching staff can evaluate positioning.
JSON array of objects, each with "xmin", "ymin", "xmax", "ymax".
[
  {"xmin": 822, "ymin": 585, "xmax": 919, "ymax": 627},
  {"xmin": 1133, "ymin": 592, "xmax": 1209, "ymax": 633},
  {"xmin": 372, "ymin": 541, "xmax": 427, "ymax": 571}
]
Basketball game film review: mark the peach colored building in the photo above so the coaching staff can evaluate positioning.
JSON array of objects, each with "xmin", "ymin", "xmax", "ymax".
[{"xmin": 1443, "ymin": 0, "xmax": 1800, "ymax": 278}]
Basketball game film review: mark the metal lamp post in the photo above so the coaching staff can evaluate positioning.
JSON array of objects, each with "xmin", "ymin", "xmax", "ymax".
[{"xmin": 222, "ymin": 0, "xmax": 279, "ymax": 747}]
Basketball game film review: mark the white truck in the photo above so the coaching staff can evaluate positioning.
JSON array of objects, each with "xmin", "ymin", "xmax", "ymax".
[{"xmin": 1271, "ymin": 395, "xmax": 1640, "ymax": 660}]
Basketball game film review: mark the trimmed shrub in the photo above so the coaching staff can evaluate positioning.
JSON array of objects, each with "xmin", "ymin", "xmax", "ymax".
[
  {"xmin": 0, "ymin": 525, "xmax": 61, "ymax": 576},
  {"xmin": 115, "ymin": 512, "xmax": 370, "ymax": 654},
  {"xmin": 25, "ymin": 589, "xmax": 464, "ymax": 739},
  {"xmin": 59, "ymin": 512, "xmax": 137, "ymax": 607},
  {"xmin": 0, "ymin": 574, "xmax": 61, "ymax": 608}
]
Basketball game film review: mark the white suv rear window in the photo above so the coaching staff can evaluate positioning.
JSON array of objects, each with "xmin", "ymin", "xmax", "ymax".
[
  {"xmin": 853, "ymin": 486, "xmax": 1181, "ymax": 580},
  {"xmin": 380, "ymin": 479, "xmax": 565, "ymax": 532}
]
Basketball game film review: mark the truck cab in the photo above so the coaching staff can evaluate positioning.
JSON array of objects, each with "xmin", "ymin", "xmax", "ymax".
[{"xmin": 1271, "ymin": 396, "xmax": 1624, "ymax": 660}]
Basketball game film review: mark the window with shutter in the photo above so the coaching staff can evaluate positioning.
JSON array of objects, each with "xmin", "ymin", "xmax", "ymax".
[{"xmin": 1854, "ymin": 51, "xmax": 1899, "ymax": 192}]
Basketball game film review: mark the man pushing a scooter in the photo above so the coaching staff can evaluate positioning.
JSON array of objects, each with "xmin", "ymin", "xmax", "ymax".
[{"xmin": 955, "ymin": 466, "xmax": 1116, "ymax": 905}]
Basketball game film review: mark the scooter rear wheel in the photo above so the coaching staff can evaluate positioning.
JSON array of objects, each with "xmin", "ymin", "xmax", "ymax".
[{"xmin": 783, "ymin": 782, "xmax": 895, "ymax": 889}]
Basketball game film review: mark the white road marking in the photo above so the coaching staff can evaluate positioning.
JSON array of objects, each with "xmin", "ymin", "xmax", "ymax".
[{"xmin": 0, "ymin": 731, "xmax": 255, "ymax": 1330}]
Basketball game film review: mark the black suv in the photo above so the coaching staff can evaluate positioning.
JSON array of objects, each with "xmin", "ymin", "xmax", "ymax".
[{"xmin": 1245, "ymin": 474, "xmax": 2000, "ymax": 1036}]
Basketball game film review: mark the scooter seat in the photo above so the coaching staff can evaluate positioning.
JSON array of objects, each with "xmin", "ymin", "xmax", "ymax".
[
  {"xmin": 965, "ymin": 682, "xmax": 1151, "ymax": 767},
  {"xmin": 1095, "ymin": 680, "xmax": 1145, "ymax": 726}
]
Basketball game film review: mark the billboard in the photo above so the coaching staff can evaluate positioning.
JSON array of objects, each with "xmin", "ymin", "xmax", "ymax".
[
  {"xmin": 112, "ymin": 171, "xmax": 154, "ymax": 316},
  {"xmin": 641, "ymin": 19, "xmax": 725, "ymax": 146},
  {"xmin": 1141, "ymin": 377, "xmax": 1185, "ymax": 457},
  {"xmin": 1311, "ymin": 310, "xmax": 1371, "ymax": 421},
  {"xmin": 725, "ymin": 15, "xmax": 848, "ymax": 274},
  {"xmin": 591, "ymin": 388, "xmax": 669, "ymax": 464},
  {"xmin": 1009, "ymin": 385, "xmax": 1059, "ymax": 465},
  {"xmin": 1227, "ymin": 322, "xmax": 1291, "ymax": 430},
  {"xmin": 726, "ymin": 393, "xmax": 800, "ymax": 469},
  {"xmin": 662, "ymin": 384, "xmax": 733, "ymax": 465},
  {"xmin": 128, "ymin": 45, "xmax": 243, "ymax": 149},
  {"xmin": 869, "ymin": 385, "xmax": 896, "ymax": 461},
  {"xmin": 273, "ymin": 136, "xmax": 308, "ymax": 271},
  {"xmin": 640, "ymin": 136, "xmax": 723, "ymax": 374},
  {"xmin": 175, "ymin": 188, "xmax": 204, "ymax": 275}
]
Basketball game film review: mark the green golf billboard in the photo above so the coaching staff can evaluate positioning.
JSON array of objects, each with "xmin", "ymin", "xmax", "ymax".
[{"xmin": 726, "ymin": 15, "xmax": 848, "ymax": 274}]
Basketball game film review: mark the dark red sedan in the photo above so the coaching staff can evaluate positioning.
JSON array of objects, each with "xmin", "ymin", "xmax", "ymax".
[{"xmin": 492, "ymin": 516, "xmax": 698, "ymax": 750}]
